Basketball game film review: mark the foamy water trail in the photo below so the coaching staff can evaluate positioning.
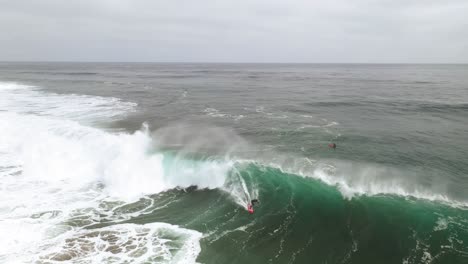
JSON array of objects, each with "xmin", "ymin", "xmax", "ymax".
[
  {"xmin": 0, "ymin": 82, "xmax": 136, "ymax": 124},
  {"xmin": 0, "ymin": 82, "xmax": 228, "ymax": 263},
  {"xmin": 35, "ymin": 223, "xmax": 202, "ymax": 264}
]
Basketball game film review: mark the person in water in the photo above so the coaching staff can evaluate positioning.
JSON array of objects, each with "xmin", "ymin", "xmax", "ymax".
[
  {"xmin": 247, "ymin": 199, "xmax": 259, "ymax": 214},
  {"xmin": 328, "ymin": 143, "xmax": 336, "ymax": 149}
]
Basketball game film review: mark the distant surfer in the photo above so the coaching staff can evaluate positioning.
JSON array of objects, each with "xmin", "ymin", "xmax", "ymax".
[
  {"xmin": 247, "ymin": 199, "xmax": 259, "ymax": 214},
  {"xmin": 328, "ymin": 143, "xmax": 336, "ymax": 149}
]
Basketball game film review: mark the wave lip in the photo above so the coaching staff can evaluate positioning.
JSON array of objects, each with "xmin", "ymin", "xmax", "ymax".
[
  {"xmin": 240, "ymin": 154, "xmax": 468, "ymax": 209},
  {"xmin": 276, "ymin": 158, "xmax": 468, "ymax": 208}
]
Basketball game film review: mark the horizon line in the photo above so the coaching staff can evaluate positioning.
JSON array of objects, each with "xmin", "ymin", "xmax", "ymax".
[{"xmin": 1, "ymin": 61, "xmax": 467, "ymax": 65}]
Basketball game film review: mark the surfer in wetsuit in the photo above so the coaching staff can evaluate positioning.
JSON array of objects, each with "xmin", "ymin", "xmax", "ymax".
[{"xmin": 247, "ymin": 199, "xmax": 259, "ymax": 214}]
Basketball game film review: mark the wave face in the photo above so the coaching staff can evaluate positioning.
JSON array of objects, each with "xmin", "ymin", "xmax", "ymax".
[
  {"xmin": 1, "ymin": 63, "xmax": 468, "ymax": 264},
  {"xmin": 202, "ymin": 164, "xmax": 468, "ymax": 264}
]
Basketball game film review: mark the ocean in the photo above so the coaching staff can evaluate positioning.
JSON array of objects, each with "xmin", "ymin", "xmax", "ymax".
[{"xmin": 0, "ymin": 62, "xmax": 467, "ymax": 264}]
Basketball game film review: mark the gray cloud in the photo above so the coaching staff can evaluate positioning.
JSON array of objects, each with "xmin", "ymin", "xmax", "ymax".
[{"xmin": 0, "ymin": 0, "xmax": 467, "ymax": 62}]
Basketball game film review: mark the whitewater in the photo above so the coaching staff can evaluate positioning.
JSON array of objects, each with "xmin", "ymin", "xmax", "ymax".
[{"xmin": 0, "ymin": 82, "xmax": 216, "ymax": 263}]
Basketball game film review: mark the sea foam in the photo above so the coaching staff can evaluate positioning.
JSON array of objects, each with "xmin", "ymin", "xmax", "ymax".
[{"xmin": 0, "ymin": 82, "xmax": 215, "ymax": 263}]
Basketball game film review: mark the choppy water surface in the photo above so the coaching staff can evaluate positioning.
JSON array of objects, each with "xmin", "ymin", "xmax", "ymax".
[{"xmin": 0, "ymin": 63, "xmax": 467, "ymax": 264}]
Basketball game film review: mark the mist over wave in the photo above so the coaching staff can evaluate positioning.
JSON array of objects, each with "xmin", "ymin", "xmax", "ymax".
[{"xmin": 0, "ymin": 82, "xmax": 233, "ymax": 263}]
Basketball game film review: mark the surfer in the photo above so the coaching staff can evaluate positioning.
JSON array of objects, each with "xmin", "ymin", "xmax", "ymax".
[
  {"xmin": 328, "ymin": 143, "xmax": 336, "ymax": 149},
  {"xmin": 247, "ymin": 204, "xmax": 254, "ymax": 214},
  {"xmin": 247, "ymin": 199, "xmax": 259, "ymax": 214}
]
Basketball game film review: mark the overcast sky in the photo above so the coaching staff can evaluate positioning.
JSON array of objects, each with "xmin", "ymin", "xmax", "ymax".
[{"xmin": 1, "ymin": 0, "xmax": 467, "ymax": 63}]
